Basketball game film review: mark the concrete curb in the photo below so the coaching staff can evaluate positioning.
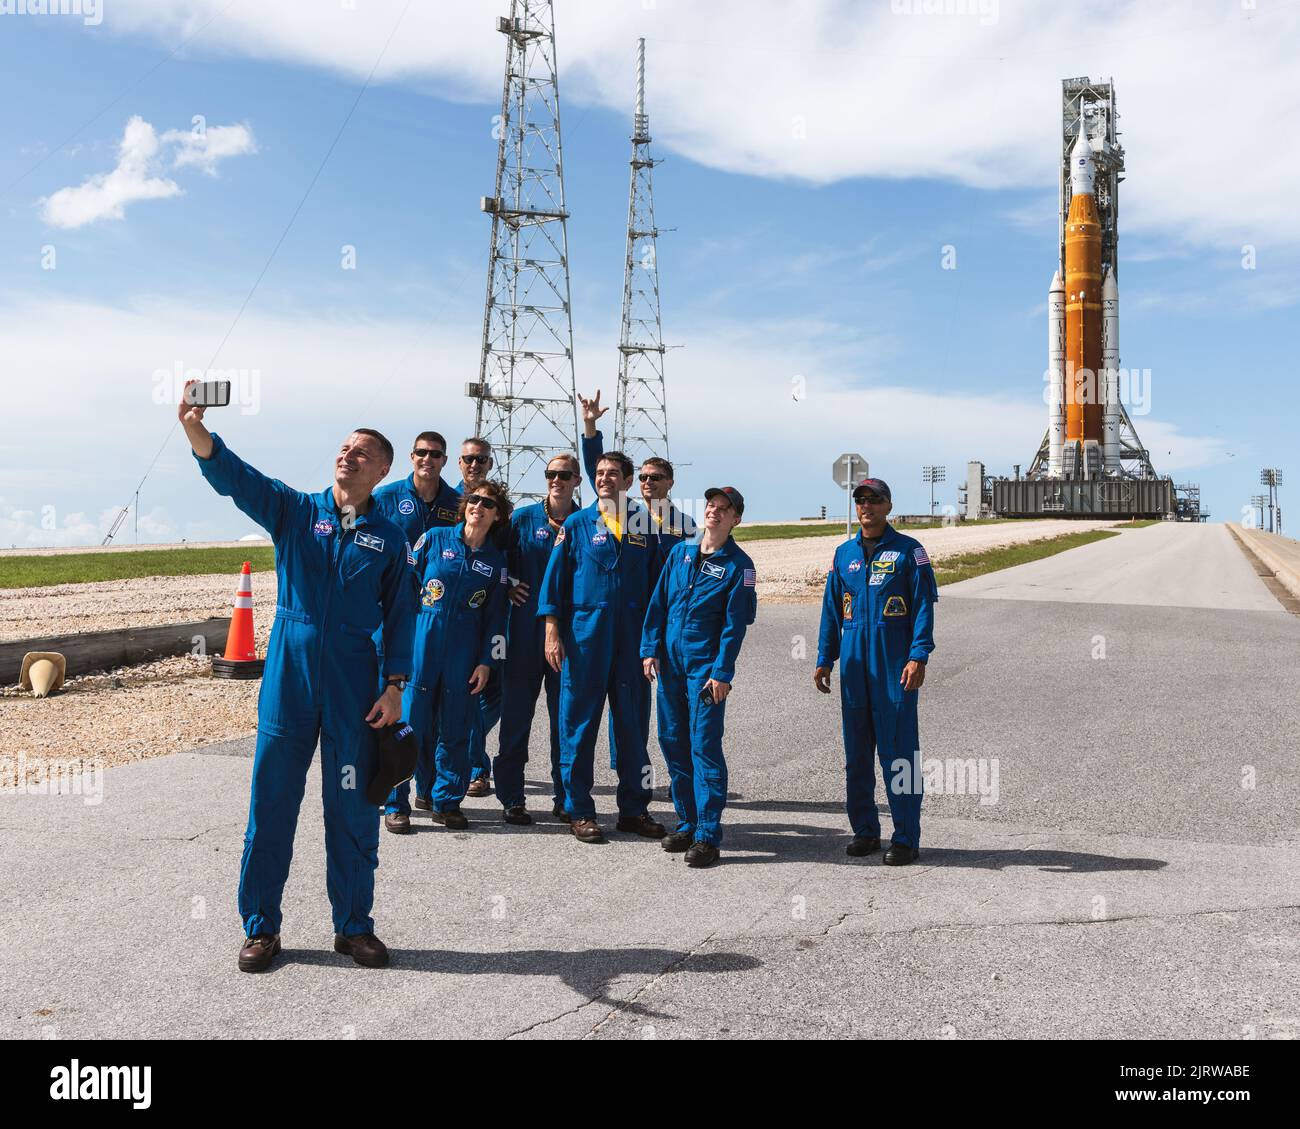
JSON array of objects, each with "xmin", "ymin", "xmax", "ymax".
[{"xmin": 1228, "ymin": 525, "xmax": 1300, "ymax": 613}]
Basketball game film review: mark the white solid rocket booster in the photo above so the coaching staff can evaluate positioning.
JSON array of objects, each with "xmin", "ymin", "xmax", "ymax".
[
  {"xmin": 1101, "ymin": 266, "xmax": 1120, "ymax": 473},
  {"xmin": 1047, "ymin": 269, "xmax": 1066, "ymax": 477}
]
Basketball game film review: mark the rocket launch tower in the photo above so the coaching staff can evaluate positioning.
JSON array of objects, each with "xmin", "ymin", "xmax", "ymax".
[{"xmin": 991, "ymin": 77, "xmax": 1195, "ymax": 519}]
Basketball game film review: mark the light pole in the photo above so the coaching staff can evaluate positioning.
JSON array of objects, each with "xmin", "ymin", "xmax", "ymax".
[
  {"xmin": 1260, "ymin": 468, "xmax": 1284, "ymax": 533},
  {"xmin": 922, "ymin": 465, "xmax": 946, "ymax": 517},
  {"xmin": 1250, "ymin": 494, "xmax": 1268, "ymax": 529}
]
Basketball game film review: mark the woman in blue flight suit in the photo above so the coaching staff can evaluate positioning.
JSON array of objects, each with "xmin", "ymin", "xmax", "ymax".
[
  {"xmin": 385, "ymin": 481, "xmax": 511, "ymax": 831},
  {"xmin": 641, "ymin": 487, "xmax": 757, "ymax": 868},
  {"xmin": 493, "ymin": 453, "xmax": 582, "ymax": 825},
  {"xmin": 815, "ymin": 478, "xmax": 937, "ymax": 865}
]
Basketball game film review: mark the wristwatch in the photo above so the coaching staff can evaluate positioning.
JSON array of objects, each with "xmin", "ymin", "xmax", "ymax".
[{"xmin": 385, "ymin": 676, "xmax": 408, "ymax": 692}]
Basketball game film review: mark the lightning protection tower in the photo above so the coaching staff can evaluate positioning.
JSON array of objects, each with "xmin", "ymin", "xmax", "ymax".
[
  {"xmin": 614, "ymin": 38, "xmax": 671, "ymax": 466},
  {"xmin": 472, "ymin": 1, "xmax": 579, "ymax": 502}
]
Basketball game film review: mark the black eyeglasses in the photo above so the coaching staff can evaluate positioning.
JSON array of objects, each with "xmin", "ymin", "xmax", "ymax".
[
  {"xmin": 461, "ymin": 453, "xmax": 490, "ymax": 465},
  {"xmin": 412, "ymin": 448, "xmax": 445, "ymax": 459},
  {"xmin": 639, "ymin": 473, "xmax": 666, "ymax": 483},
  {"xmin": 465, "ymin": 495, "xmax": 498, "ymax": 511},
  {"xmin": 545, "ymin": 469, "xmax": 575, "ymax": 482},
  {"xmin": 854, "ymin": 492, "xmax": 885, "ymax": 505}
]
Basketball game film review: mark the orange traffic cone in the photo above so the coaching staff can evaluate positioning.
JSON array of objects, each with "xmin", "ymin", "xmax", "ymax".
[{"xmin": 212, "ymin": 561, "xmax": 265, "ymax": 680}]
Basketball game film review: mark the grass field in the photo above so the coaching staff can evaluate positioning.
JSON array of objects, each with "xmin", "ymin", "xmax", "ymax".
[
  {"xmin": 933, "ymin": 530, "xmax": 1120, "ymax": 586},
  {"xmin": 0, "ymin": 546, "xmax": 277, "ymax": 590},
  {"xmin": 1112, "ymin": 518, "xmax": 1162, "ymax": 529}
]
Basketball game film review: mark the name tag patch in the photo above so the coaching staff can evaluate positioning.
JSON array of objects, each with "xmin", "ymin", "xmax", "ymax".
[
  {"xmin": 472, "ymin": 559, "xmax": 495, "ymax": 578},
  {"xmin": 627, "ymin": 533, "xmax": 646, "ymax": 547},
  {"xmin": 355, "ymin": 531, "xmax": 385, "ymax": 552},
  {"xmin": 701, "ymin": 561, "xmax": 726, "ymax": 579},
  {"xmin": 437, "ymin": 508, "xmax": 457, "ymax": 521},
  {"xmin": 871, "ymin": 559, "xmax": 895, "ymax": 573}
]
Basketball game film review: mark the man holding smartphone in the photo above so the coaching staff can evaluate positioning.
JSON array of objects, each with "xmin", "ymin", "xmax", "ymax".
[
  {"xmin": 640, "ymin": 487, "xmax": 757, "ymax": 868},
  {"xmin": 179, "ymin": 382, "xmax": 416, "ymax": 972}
]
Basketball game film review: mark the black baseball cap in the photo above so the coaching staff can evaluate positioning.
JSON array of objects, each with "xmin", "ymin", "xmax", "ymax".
[
  {"xmin": 705, "ymin": 486, "xmax": 745, "ymax": 517},
  {"xmin": 853, "ymin": 478, "xmax": 891, "ymax": 503}
]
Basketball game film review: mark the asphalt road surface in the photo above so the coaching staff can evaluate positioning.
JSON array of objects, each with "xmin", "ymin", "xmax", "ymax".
[{"xmin": 3, "ymin": 523, "xmax": 1298, "ymax": 1039}]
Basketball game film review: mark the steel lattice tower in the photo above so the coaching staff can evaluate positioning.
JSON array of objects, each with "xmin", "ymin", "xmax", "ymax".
[
  {"xmin": 614, "ymin": 39, "xmax": 671, "ymax": 466},
  {"xmin": 472, "ymin": 1, "xmax": 579, "ymax": 502}
]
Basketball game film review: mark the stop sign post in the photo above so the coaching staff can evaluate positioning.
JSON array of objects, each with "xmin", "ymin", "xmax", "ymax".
[{"xmin": 832, "ymin": 453, "xmax": 868, "ymax": 533}]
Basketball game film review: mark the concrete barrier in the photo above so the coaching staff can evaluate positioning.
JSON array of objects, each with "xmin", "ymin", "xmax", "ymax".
[{"xmin": 1229, "ymin": 526, "xmax": 1300, "ymax": 607}]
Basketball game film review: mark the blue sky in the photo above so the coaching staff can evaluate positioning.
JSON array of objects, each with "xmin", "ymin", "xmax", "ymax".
[{"xmin": 1, "ymin": 0, "xmax": 1296, "ymax": 544}]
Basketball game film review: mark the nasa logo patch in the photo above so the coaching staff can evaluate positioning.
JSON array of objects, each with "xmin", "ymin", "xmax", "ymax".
[
  {"xmin": 398, "ymin": 498, "xmax": 416, "ymax": 515},
  {"xmin": 848, "ymin": 559, "xmax": 862, "ymax": 573},
  {"xmin": 534, "ymin": 526, "xmax": 551, "ymax": 540},
  {"xmin": 592, "ymin": 532, "xmax": 608, "ymax": 545},
  {"xmin": 313, "ymin": 519, "xmax": 335, "ymax": 537},
  {"xmin": 442, "ymin": 549, "xmax": 456, "ymax": 560}
]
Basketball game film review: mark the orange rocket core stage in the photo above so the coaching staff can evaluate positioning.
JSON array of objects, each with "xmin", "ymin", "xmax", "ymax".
[{"xmin": 1064, "ymin": 190, "xmax": 1103, "ymax": 443}]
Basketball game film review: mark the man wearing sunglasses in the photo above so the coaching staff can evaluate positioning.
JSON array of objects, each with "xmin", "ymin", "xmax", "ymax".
[
  {"xmin": 454, "ymin": 437, "xmax": 501, "ymax": 799},
  {"xmin": 372, "ymin": 432, "xmax": 462, "ymax": 829},
  {"xmin": 578, "ymin": 390, "xmax": 697, "ymax": 775},
  {"xmin": 373, "ymin": 432, "xmax": 462, "ymax": 545},
  {"xmin": 178, "ymin": 382, "xmax": 416, "ymax": 972},
  {"xmin": 814, "ymin": 478, "xmax": 938, "ymax": 866},
  {"xmin": 538, "ymin": 450, "xmax": 665, "ymax": 844},
  {"xmin": 493, "ymin": 452, "xmax": 583, "ymax": 826}
]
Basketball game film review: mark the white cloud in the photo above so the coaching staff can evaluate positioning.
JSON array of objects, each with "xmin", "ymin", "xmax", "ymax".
[
  {"xmin": 163, "ymin": 122, "xmax": 257, "ymax": 174},
  {"xmin": 95, "ymin": 0, "xmax": 1300, "ymax": 247},
  {"xmin": 40, "ymin": 116, "xmax": 180, "ymax": 230},
  {"xmin": 39, "ymin": 115, "xmax": 255, "ymax": 229}
]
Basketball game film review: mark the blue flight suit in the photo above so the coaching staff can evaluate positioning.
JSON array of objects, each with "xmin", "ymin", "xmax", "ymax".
[
  {"xmin": 194, "ymin": 433, "xmax": 416, "ymax": 938},
  {"xmin": 640, "ymin": 537, "xmax": 757, "ymax": 847},
  {"xmin": 372, "ymin": 472, "xmax": 461, "ymax": 803},
  {"xmin": 817, "ymin": 524, "xmax": 938, "ymax": 849},
  {"xmin": 373, "ymin": 472, "xmax": 462, "ymax": 544},
  {"xmin": 387, "ymin": 524, "xmax": 508, "ymax": 815},
  {"xmin": 537, "ymin": 500, "xmax": 655, "ymax": 821},
  {"xmin": 581, "ymin": 430, "xmax": 697, "ymax": 771},
  {"xmin": 455, "ymin": 478, "xmax": 502, "ymax": 785},
  {"xmin": 492, "ymin": 500, "xmax": 577, "ymax": 810}
]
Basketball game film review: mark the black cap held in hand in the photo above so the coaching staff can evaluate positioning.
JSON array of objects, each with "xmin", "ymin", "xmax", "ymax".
[{"xmin": 366, "ymin": 720, "xmax": 418, "ymax": 806}]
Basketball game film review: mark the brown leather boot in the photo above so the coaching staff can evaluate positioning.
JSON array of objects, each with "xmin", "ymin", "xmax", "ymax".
[
  {"xmin": 237, "ymin": 933, "xmax": 281, "ymax": 973},
  {"xmin": 466, "ymin": 776, "xmax": 492, "ymax": 798},
  {"xmin": 616, "ymin": 813, "xmax": 667, "ymax": 839},
  {"xmin": 570, "ymin": 818, "xmax": 605, "ymax": 844},
  {"xmin": 384, "ymin": 812, "xmax": 412, "ymax": 835},
  {"xmin": 333, "ymin": 932, "xmax": 390, "ymax": 968}
]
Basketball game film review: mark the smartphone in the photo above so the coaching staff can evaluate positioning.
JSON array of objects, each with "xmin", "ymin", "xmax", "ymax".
[
  {"xmin": 185, "ymin": 380, "xmax": 232, "ymax": 407},
  {"xmin": 698, "ymin": 685, "xmax": 715, "ymax": 706}
]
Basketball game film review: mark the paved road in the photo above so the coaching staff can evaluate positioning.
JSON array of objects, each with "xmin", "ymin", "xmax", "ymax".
[
  {"xmin": 3, "ymin": 524, "xmax": 1298, "ymax": 1039},
  {"xmin": 944, "ymin": 521, "xmax": 1280, "ymax": 611}
]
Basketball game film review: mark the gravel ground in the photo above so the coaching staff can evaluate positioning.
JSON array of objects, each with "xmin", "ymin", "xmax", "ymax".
[{"xmin": 2, "ymin": 520, "xmax": 1120, "ymax": 768}]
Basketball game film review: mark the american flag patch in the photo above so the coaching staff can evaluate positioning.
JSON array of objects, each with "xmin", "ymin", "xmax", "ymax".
[
  {"xmin": 743, "ymin": 568, "xmax": 756, "ymax": 587},
  {"xmin": 914, "ymin": 546, "xmax": 930, "ymax": 566},
  {"xmin": 405, "ymin": 541, "xmax": 416, "ymax": 566}
]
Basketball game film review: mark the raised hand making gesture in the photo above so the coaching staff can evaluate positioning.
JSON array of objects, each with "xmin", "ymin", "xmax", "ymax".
[{"xmin": 578, "ymin": 389, "xmax": 609, "ymax": 439}]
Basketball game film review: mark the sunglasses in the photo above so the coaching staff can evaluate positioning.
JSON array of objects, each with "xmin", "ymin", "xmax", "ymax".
[
  {"xmin": 412, "ymin": 448, "xmax": 445, "ymax": 459},
  {"xmin": 464, "ymin": 495, "xmax": 498, "ymax": 511},
  {"xmin": 854, "ymin": 493, "xmax": 886, "ymax": 505},
  {"xmin": 639, "ymin": 473, "xmax": 666, "ymax": 483},
  {"xmin": 545, "ymin": 469, "xmax": 575, "ymax": 482},
  {"xmin": 461, "ymin": 453, "xmax": 490, "ymax": 465}
]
